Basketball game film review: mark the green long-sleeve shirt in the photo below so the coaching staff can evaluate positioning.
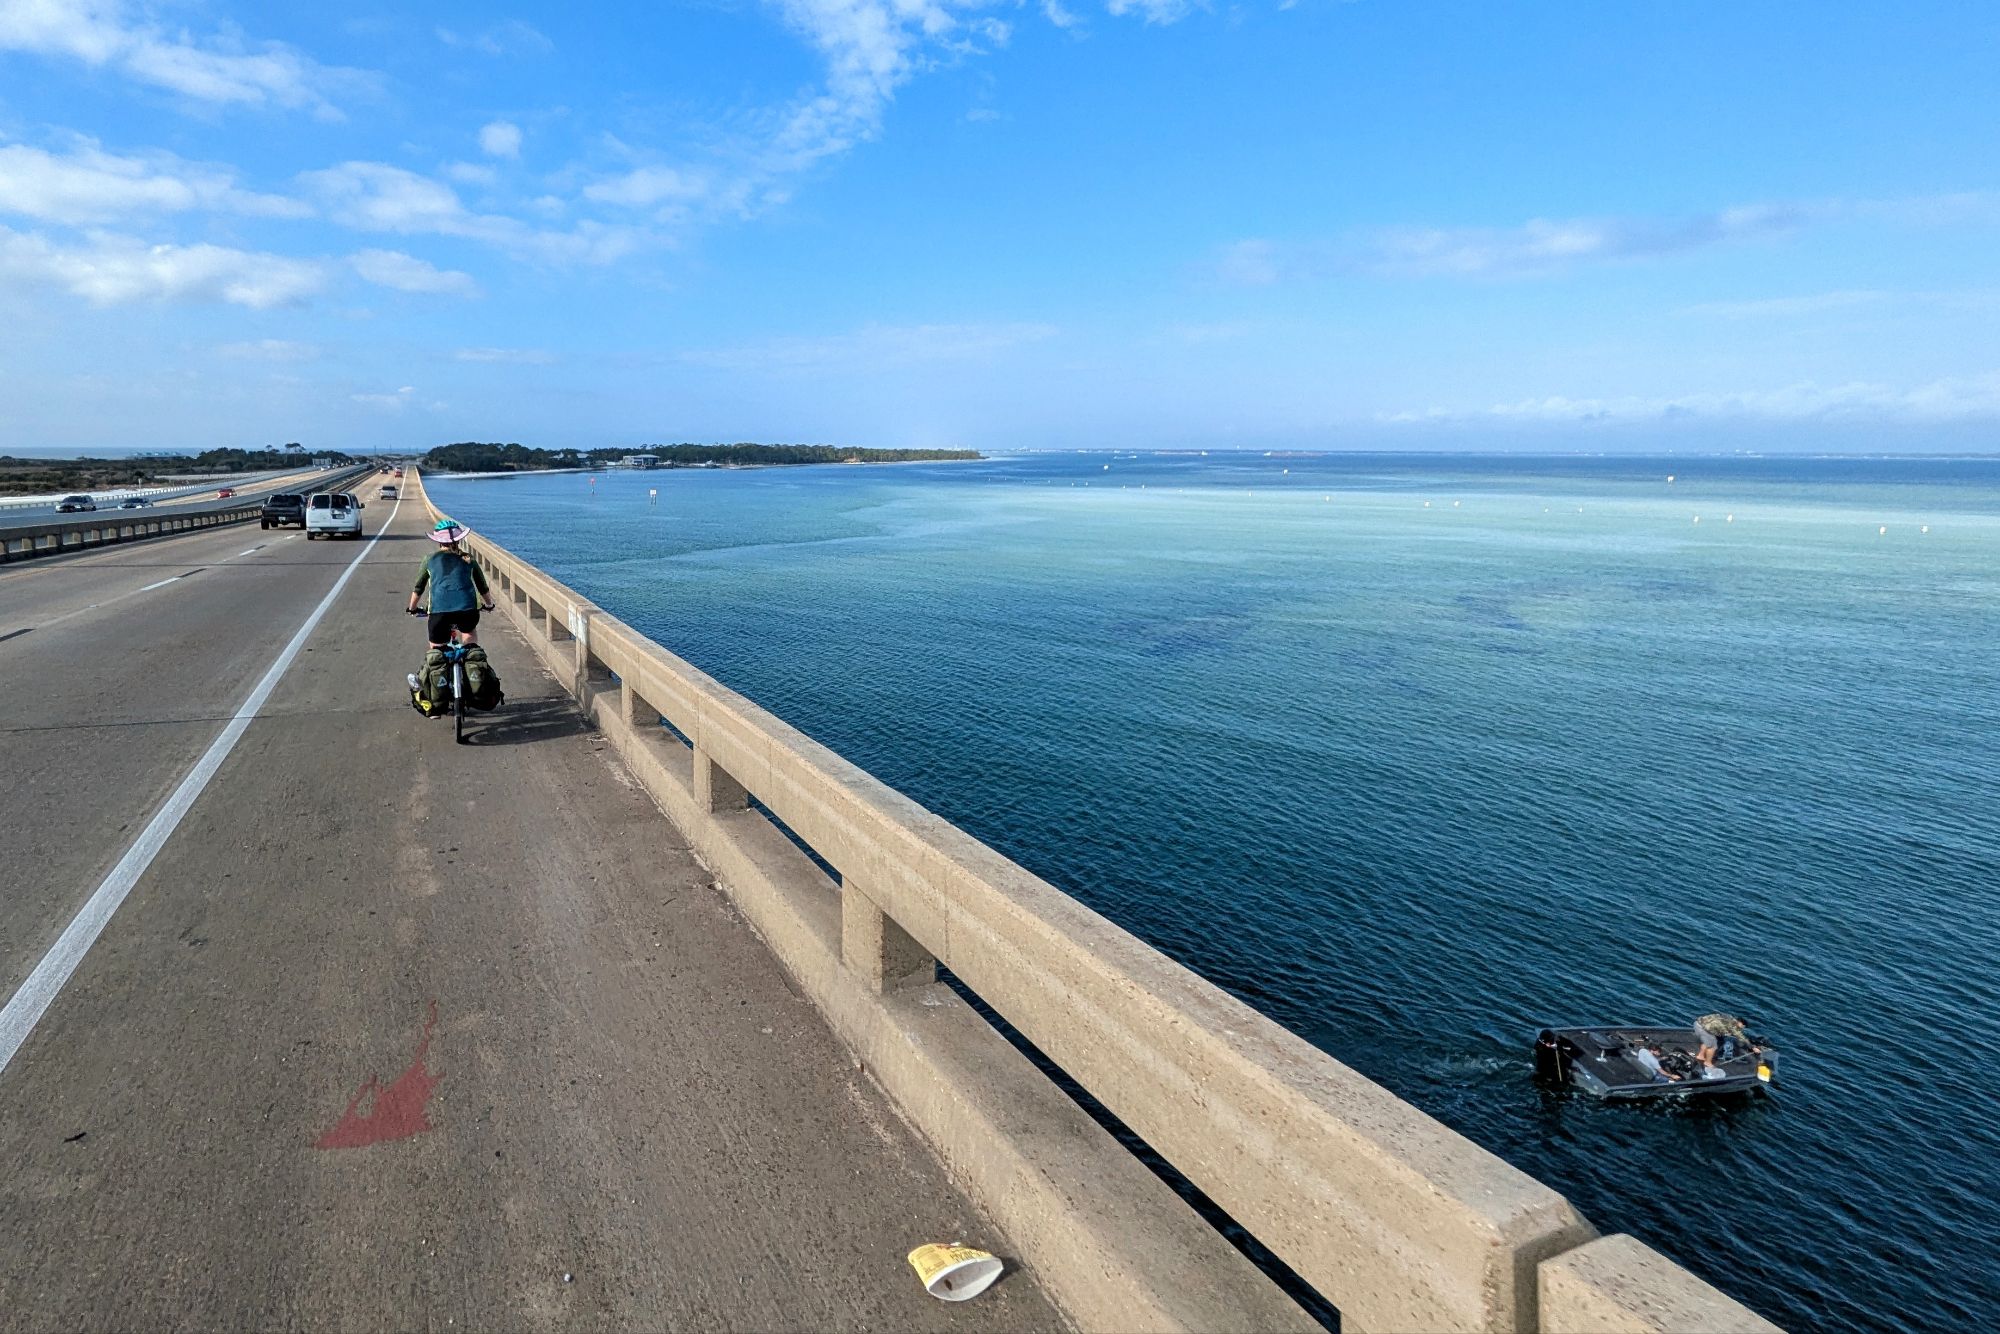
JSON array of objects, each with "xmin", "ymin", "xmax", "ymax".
[{"xmin": 413, "ymin": 549, "xmax": 489, "ymax": 613}]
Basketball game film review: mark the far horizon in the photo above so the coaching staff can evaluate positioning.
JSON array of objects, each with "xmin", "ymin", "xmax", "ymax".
[{"xmin": 8, "ymin": 442, "xmax": 2000, "ymax": 463}]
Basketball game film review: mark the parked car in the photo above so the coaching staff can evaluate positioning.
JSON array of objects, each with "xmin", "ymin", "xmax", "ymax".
[
  {"xmin": 379, "ymin": 484, "xmax": 398, "ymax": 499},
  {"xmin": 304, "ymin": 491, "xmax": 364, "ymax": 539},
  {"xmin": 55, "ymin": 494, "xmax": 96, "ymax": 512},
  {"xmin": 118, "ymin": 497, "xmax": 152, "ymax": 509},
  {"xmin": 261, "ymin": 493, "xmax": 307, "ymax": 529}
]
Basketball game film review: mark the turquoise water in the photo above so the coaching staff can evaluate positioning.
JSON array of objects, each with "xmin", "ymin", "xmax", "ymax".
[{"xmin": 433, "ymin": 453, "xmax": 2000, "ymax": 1332}]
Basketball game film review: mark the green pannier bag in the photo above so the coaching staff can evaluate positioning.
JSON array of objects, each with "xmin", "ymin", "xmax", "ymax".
[
  {"xmin": 418, "ymin": 647, "xmax": 451, "ymax": 706},
  {"xmin": 462, "ymin": 645, "xmax": 503, "ymax": 711}
]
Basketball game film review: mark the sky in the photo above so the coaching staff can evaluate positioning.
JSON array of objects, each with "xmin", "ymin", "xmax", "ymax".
[{"xmin": 1, "ymin": 0, "xmax": 1996, "ymax": 455}]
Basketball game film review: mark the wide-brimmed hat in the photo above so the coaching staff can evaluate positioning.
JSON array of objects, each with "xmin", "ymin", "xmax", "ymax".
[{"xmin": 428, "ymin": 520, "xmax": 466, "ymax": 544}]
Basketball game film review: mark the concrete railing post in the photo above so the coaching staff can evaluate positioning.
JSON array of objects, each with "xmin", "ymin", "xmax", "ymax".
[
  {"xmin": 693, "ymin": 750, "xmax": 749, "ymax": 814},
  {"xmin": 841, "ymin": 883, "xmax": 936, "ymax": 993}
]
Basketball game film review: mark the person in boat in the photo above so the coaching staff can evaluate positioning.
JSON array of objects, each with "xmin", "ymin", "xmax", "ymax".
[
  {"xmin": 1630, "ymin": 1043, "xmax": 1681, "ymax": 1083},
  {"xmin": 1693, "ymin": 1013, "xmax": 1758, "ymax": 1066}
]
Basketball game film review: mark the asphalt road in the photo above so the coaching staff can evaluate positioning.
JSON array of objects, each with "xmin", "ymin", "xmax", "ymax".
[{"xmin": 0, "ymin": 500, "xmax": 1058, "ymax": 1330}]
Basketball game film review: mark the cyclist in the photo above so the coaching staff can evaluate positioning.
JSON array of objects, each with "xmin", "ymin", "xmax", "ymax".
[{"xmin": 407, "ymin": 519, "xmax": 496, "ymax": 643}]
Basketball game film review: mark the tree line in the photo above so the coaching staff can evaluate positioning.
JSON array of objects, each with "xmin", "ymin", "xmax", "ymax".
[{"xmin": 419, "ymin": 441, "xmax": 980, "ymax": 472}]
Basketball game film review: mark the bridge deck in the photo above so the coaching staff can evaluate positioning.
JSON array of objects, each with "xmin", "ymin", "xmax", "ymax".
[{"xmin": 0, "ymin": 498, "xmax": 1058, "ymax": 1330}]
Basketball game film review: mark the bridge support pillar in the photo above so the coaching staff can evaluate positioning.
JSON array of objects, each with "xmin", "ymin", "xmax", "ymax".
[
  {"xmin": 694, "ymin": 751, "xmax": 749, "ymax": 814},
  {"xmin": 841, "ymin": 887, "xmax": 936, "ymax": 993}
]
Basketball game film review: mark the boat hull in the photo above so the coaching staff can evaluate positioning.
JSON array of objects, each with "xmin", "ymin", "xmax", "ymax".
[{"xmin": 1535, "ymin": 1025, "xmax": 1776, "ymax": 1099}]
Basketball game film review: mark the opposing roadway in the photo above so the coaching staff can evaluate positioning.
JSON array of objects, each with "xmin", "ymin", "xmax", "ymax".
[{"xmin": 0, "ymin": 499, "xmax": 1057, "ymax": 1330}]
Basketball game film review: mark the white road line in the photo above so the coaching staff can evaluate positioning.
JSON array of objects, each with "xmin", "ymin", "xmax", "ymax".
[
  {"xmin": 235, "ymin": 547, "xmax": 260, "ymax": 557},
  {"xmin": 0, "ymin": 497, "xmax": 406, "ymax": 1077},
  {"xmin": 137, "ymin": 576, "xmax": 179, "ymax": 592}
]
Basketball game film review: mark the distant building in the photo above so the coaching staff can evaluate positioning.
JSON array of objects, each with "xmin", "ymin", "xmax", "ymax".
[{"xmin": 619, "ymin": 454, "xmax": 660, "ymax": 469}]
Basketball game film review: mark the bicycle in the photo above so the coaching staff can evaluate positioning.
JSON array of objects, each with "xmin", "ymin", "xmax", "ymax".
[{"xmin": 408, "ymin": 611, "xmax": 483, "ymax": 744}]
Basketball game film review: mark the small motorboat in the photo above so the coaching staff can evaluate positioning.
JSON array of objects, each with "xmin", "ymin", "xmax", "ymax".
[{"xmin": 1534, "ymin": 1024, "xmax": 1777, "ymax": 1099}]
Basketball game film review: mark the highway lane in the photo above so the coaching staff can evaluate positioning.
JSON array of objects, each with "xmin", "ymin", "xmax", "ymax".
[
  {"xmin": 0, "ymin": 528, "xmax": 309, "ymax": 631},
  {"xmin": 0, "ymin": 497, "xmax": 1058, "ymax": 1329},
  {"xmin": 0, "ymin": 524, "xmax": 358, "ymax": 1006},
  {"xmin": 0, "ymin": 466, "xmax": 366, "ymax": 535}
]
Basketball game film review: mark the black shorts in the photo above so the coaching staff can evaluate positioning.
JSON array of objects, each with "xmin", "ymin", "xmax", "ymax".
[{"xmin": 427, "ymin": 609, "xmax": 480, "ymax": 642}]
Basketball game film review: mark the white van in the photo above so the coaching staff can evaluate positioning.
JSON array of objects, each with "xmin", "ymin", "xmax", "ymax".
[{"xmin": 304, "ymin": 491, "xmax": 363, "ymax": 540}]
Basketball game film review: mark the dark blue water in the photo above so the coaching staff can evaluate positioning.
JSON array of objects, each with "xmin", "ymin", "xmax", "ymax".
[{"xmin": 433, "ymin": 452, "xmax": 2000, "ymax": 1332}]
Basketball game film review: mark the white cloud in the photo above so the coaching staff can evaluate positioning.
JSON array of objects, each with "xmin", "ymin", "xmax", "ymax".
[
  {"xmin": 1106, "ymin": 0, "xmax": 1198, "ymax": 23},
  {"xmin": 0, "ymin": 140, "xmax": 307, "ymax": 224},
  {"xmin": 350, "ymin": 385, "xmax": 446, "ymax": 411},
  {"xmin": 0, "ymin": 225, "xmax": 325, "ymax": 307},
  {"xmin": 305, "ymin": 162, "xmax": 467, "ymax": 233},
  {"xmin": 479, "ymin": 120, "xmax": 523, "ymax": 159},
  {"xmin": 583, "ymin": 166, "xmax": 707, "ymax": 208},
  {"xmin": 0, "ymin": 0, "xmax": 360, "ymax": 114},
  {"xmin": 304, "ymin": 161, "xmax": 643, "ymax": 265},
  {"xmin": 1220, "ymin": 191, "xmax": 2000, "ymax": 287},
  {"xmin": 443, "ymin": 161, "xmax": 499, "ymax": 187},
  {"xmin": 1359, "ymin": 203, "xmax": 1805, "ymax": 278},
  {"xmin": 436, "ymin": 20, "xmax": 552, "ymax": 57},
  {"xmin": 350, "ymin": 248, "xmax": 480, "ymax": 296},
  {"xmin": 1383, "ymin": 370, "xmax": 2000, "ymax": 427},
  {"xmin": 764, "ymin": 0, "xmax": 1017, "ymax": 170},
  {"xmin": 351, "ymin": 385, "xmax": 418, "ymax": 410},
  {"xmin": 1041, "ymin": 0, "xmax": 1081, "ymax": 28},
  {"xmin": 681, "ymin": 321, "xmax": 1059, "ymax": 371},
  {"xmin": 456, "ymin": 346, "xmax": 555, "ymax": 364},
  {"xmin": 218, "ymin": 338, "xmax": 319, "ymax": 361}
]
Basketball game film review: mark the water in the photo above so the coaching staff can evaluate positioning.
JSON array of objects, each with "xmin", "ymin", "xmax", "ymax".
[{"xmin": 432, "ymin": 452, "xmax": 2000, "ymax": 1332}]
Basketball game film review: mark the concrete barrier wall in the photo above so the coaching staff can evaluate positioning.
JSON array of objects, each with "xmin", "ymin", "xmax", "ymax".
[
  {"xmin": 414, "ymin": 471, "xmax": 1783, "ymax": 1334},
  {"xmin": 0, "ymin": 502, "xmax": 266, "ymax": 562}
]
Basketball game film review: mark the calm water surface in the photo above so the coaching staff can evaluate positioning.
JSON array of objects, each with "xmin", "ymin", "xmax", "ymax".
[{"xmin": 433, "ymin": 453, "xmax": 2000, "ymax": 1332}]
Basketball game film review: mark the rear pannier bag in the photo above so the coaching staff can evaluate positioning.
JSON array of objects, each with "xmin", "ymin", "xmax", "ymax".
[
  {"xmin": 418, "ymin": 647, "xmax": 451, "ymax": 705},
  {"xmin": 463, "ymin": 645, "xmax": 503, "ymax": 711}
]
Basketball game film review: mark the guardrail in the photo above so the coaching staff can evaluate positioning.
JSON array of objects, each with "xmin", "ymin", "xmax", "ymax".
[
  {"xmin": 0, "ymin": 465, "xmax": 375, "ymax": 563},
  {"xmin": 413, "ymin": 471, "xmax": 1782, "ymax": 1334}
]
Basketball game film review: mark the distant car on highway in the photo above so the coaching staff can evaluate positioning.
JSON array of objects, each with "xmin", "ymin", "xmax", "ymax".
[
  {"xmin": 118, "ymin": 497, "xmax": 152, "ymax": 509},
  {"xmin": 304, "ymin": 491, "xmax": 364, "ymax": 540},
  {"xmin": 380, "ymin": 484, "xmax": 398, "ymax": 498},
  {"xmin": 216, "ymin": 487, "xmax": 236, "ymax": 499},
  {"xmin": 55, "ymin": 494, "xmax": 96, "ymax": 512},
  {"xmin": 261, "ymin": 493, "xmax": 307, "ymax": 529}
]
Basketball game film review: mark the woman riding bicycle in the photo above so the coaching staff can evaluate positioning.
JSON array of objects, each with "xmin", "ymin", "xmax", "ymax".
[{"xmin": 407, "ymin": 520, "xmax": 495, "ymax": 643}]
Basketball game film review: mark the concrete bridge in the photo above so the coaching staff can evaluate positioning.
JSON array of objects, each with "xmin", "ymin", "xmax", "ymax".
[{"xmin": 0, "ymin": 471, "xmax": 1781, "ymax": 1332}]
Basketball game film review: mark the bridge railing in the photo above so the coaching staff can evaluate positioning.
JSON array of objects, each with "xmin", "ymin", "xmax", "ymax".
[{"xmin": 417, "ymin": 471, "xmax": 1780, "ymax": 1334}]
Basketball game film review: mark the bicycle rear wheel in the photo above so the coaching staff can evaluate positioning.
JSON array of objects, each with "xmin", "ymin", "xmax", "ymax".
[{"xmin": 454, "ymin": 663, "xmax": 466, "ymax": 744}]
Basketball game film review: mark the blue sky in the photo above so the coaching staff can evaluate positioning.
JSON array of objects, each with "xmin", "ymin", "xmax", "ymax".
[{"xmin": 1, "ymin": 1, "xmax": 1995, "ymax": 454}]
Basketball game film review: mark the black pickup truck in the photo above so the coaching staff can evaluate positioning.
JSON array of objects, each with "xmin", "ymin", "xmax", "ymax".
[{"xmin": 260, "ymin": 492, "xmax": 307, "ymax": 529}]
